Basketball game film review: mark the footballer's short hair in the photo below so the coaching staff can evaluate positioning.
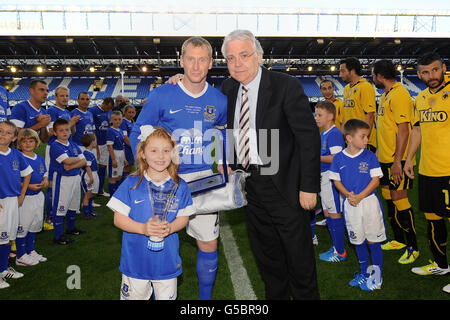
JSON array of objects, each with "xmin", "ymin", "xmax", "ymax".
[
  {"xmin": 53, "ymin": 118, "xmax": 69, "ymax": 131},
  {"xmin": 319, "ymin": 79, "xmax": 334, "ymax": 89},
  {"xmin": 29, "ymin": 79, "xmax": 47, "ymax": 89},
  {"xmin": 0, "ymin": 120, "xmax": 18, "ymax": 137},
  {"xmin": 17, "ymin": 128, "xmax": 40, "ymax": 149},
  {"xmin": 111, "ymin": 110, "xmax": 122, "ymax": 118},
  {"xmin": 182, "ymin": 36, "xmax": 213, "ymax": 58},
  {"xmin": 315, "ymin": 100, "xmax": 336, "ymax": 120},
  {"xmin": 343, "ymin": 119, "xmax": 370, "ymax": 138},
  {"xmin": 340, "ymin": 57, "xmax": 362, "ymax": 76},
  {"xmin": 417, "ymin": 52, "xmax": 442, "ymax": 67},
  {"xmin": 372, "ymin": 59, "xmax": 397, "ymax": 80},
  {"xmin": 81, "ymin": 133, "xmax": 96, "ymax": 148},
  {"xmin": 102, "ymin": 97, "xmax": 114, "ymax": 107}
]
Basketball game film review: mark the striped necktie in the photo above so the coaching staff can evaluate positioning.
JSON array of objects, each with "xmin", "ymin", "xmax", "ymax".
[{"xmin": 238, "ymin": 86, "xmax": 250, "ymax": 169}]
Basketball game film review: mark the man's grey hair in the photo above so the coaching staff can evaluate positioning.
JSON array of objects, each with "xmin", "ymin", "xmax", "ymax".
[{"xmin": 221, "ymin": 29, "xmax": 264, "ymax": 59}]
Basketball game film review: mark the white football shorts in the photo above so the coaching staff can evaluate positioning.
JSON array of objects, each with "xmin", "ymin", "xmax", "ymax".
[
  {"xmin": 342, "ymin": 193, "xmax": 387, "ymax": 245},
  {"xmin": 97, "ymin": 144, "xmax": 109, "ymax": 166},
  {"xmin": 0, "ymin": 197, "xmax": 19, "ymax": 245},
  {"xmin": 320, "ymin": 171, "xmax": 341, "ymax": 214},
  {"xmin": 179, "ymin": 169, "xmax": 219, "ymax": 242},
  {"xmin": 109, "ymin": 149, "xmax": 125, "ymax": 178},
  {"xmin": 17, "ymin": 192, "xmax": 45, "ymax": 237},
  {"xmin": 52, "ymin": 173, "xmax": 81, "ymax": 216},
  {"xmin": 120, "ymin": 274, "xmax": 177, "ymax": 300}
]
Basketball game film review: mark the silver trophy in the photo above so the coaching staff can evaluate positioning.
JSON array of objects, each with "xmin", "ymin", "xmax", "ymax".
[{"xmin": 147, "ymin": 180, "xmax": 178, "ymax": 252}]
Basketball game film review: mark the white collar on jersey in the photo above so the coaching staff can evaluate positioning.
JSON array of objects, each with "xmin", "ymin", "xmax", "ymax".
[
  {"xmin": 23, "ymin": 153, "xmax": 37, "ymax": 161},
  {"xmin": 144, "ymin": 171, "xmax": 172, "ymax": 187},
  {"xmin": 342, "ymin": 148, "xmax": 364, "ymax": 159},
  {"xmin": 27, "ymin": 100, "xmax": 43, "ymax": 112},
  {"xmin": 178, "ymin": 80, "xmax": 208, "ymax": 99},
  {"xmin": 0, "ymin": 148, "xmax": 11, "ymax": 156},
  {"xmin": 55, "ymin": 139, "xmax": 70, "ymax": 146},
  {"xmin": 322, "ymin": 124, "xmax": 336, "ymax": 135}
]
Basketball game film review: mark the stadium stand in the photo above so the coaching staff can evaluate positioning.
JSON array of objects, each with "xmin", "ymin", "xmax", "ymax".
[{"xmin": 1, "ymin": 74, "xmax": 427, "ymax": 105}]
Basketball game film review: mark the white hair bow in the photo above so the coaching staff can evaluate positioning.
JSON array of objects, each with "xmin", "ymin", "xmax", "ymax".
[{"xmin": 137, "ymin": 125, "xmax": 155, "ymax": 142}]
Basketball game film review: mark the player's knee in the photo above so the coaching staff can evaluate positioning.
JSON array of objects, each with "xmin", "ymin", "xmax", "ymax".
[{"xmin": 197, "ymin": 239, "xmax": 217, "ymax": 253}]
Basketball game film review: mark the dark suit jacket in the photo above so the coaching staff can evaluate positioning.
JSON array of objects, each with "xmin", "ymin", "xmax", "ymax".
[{"xmin": 221, "ymin": 67, "xmax": 321, "ymax": 209}]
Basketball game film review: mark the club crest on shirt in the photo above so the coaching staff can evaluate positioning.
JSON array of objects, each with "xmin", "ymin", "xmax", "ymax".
[
  {"xmin": 40, "ymin": 163, "xmax": 45, "ymax": 174},
  {"xmin": 0, "ymin": 232, "xmax": 8, "ymax": 241},
  {"xmin": 12, "ymin": 160, "xmax": 19, "ymax": 171},
  {"xmin": 203, "ymin": 105, "xmax": 216, "ymax": 121},
  {"xmin": 358, "ymin": 161, "xmax": 369, "ymax": 174}
]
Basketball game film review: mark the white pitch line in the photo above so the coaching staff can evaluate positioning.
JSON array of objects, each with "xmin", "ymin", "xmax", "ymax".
[{"xmin": 219, "ymin": 211, "xmax": 257, "ymax": 300}]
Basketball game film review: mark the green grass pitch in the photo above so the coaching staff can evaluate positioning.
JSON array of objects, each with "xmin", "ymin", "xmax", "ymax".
[{"xmin": 0, "ymin": 144, "xmax": 448, "ymax": 300}]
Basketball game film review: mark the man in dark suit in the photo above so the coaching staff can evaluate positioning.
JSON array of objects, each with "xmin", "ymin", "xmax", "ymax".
[{"xmin": 219, "ymin": 30, "xmax": 321, "ymax": 300}]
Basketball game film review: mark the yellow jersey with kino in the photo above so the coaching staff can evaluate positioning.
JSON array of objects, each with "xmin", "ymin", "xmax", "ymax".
[
  {"xmin": 413, "ymin": 81, "xmax": 450, "ymax": 177},
  {"xmin": 376, "ymin": 82, "xmax": 415, "ymax": 164},
  {"xmin": 343, "ymin": 78, "xmax": 377, "ymax": 147},
  {"xmin": 331, "ymin": 97, "xmax": 344, "ymax": 130}
]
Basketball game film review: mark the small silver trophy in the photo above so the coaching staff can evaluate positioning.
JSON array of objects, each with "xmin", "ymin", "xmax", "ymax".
[{"xmin": 147, "ymin": 180, "xmax": 178, "ymax": 252}]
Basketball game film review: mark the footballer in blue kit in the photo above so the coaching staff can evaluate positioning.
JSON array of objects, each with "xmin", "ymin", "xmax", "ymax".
[
  {"xmin": 71, "ymin": 107, "xmax": 95, "ymax": 147},
  {"xmin": 89, "ymin": 97, "xmax": 114, "ymax": 195},
  {"xmin": 107, "ymin": 126, "xmax": 195, "ymax": 299},
  {"xmin": 0, "ymin": 121, "xmax": 33, "ymax": 288},
  {"xmin": 80, "ymin": 133, "xmax": 100, "ymax": 220},
  {"xmin": 106, "ymin": 111, "xmax": 127, "ymax": 195},
  {"xmin": 329, "ymin": 119, "xmax": 386, "ymax": 291},
  {"xmin": 130, "ymin": 82, "xmax": 227, "ymax": 174},
  {"xmin": 330, "ymin": 149, "xmax": 383, "ymax": 197},
  {"xmin": 71, "ymin": 92, "xmax": 95, "ymax": 148},
  {"xmin": 0, "ymin": 85, "xmax": 9, "ymax": 122},
  {"xmin": 49, "ymin": 119, "xmax": 87, "ymax": 244},
  {"xmin": 9, "ymin": 80, "xmax": 51, "ymax": 144},
  {"xmin": 16, "ymin": 128, "xmax": 48, "ymax": 266},
  {"xmin": 129, "ymin": 37, "xmax": 227, "ymax": 300},
  {"xmin": 315, "ymin": 101, "xmax": 347, "ymax": 263},
  {"xmin": 120, "ymin": 104, "xmax": 136, "ymax": 181},
  {"xmin": 108, "ymin": 175, "xmax": 194, "ymax": 281}
]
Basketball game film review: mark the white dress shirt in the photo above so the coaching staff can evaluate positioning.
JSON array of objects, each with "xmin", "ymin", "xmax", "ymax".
[{"xmin": 233, "ymin": 67, "xmax": 263, "ymax": 165}]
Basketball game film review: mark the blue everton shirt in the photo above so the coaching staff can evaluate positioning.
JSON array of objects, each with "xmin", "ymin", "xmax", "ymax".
[
  {"xmin": 320, "ymin": 125, "xmax": 345, "ymax": 173},
  {"xmin": 0, "ymin": 86, "xmax": 9, "ymax": 122},
  {"xmin": 49, "ymin": 140, "xmax": 84, "ymax": 176},
  {"xmin": 71, "ymin": 108, "xmax": 95, "ymax": 147},
  {"xmin": 23, "ymin": 153, "xmax": 46, "ymax": 196},
  {"xmin": 106, "ymin": 127, "xmax": 125, "ymax": 151},
  {"xmin": 0, "ymin": 148, "xmax": 33, "ymax": 198},
  {"xmin": 130, "ymin": 82, "xmax": 227, "ymax": 174},
  {"xmin": 329, "ymin": 149, "xmax": 383, "ymax": 196},
  {"xmin": 46, "ymin": 105, "xmax": 72, "ymax": 145},
  {"xmin": 82, "ymin": 149, "xmax": 98, "ymax": 172},
  {"xmin": 121, "ymin": 118, "xmax": 134, "ymax": 163},
  {"xmin": 107, "ymin": 173, "xmax": 195, "ymax": 280},
  {"xmin": 89, "ymin": 105, "xmax": 111, "ymax": 145},
  {"xmin": 10, "ymin": 100, "xmax": 48, "ymax": 130}
]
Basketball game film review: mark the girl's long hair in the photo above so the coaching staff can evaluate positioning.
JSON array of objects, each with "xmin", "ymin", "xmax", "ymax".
[{"xmin": 131, "ymin": 126, "xmax": 180, "ymax": 189}]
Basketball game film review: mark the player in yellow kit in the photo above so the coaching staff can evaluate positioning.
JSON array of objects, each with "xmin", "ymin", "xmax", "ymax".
[
  {"xmin": 320, "ymin": 79, "xmax": 344, "ymax": 129},
  {"xmin": 340, "ymin": 58, "xmax": 377, "ymax": 151},
  {"xmin": 404, "ymin": 53, "xmax": 450, "ymax": 294},
  {"xmin": 371, "ymin": 59, "xmax": 419, "ymax": 264}
]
